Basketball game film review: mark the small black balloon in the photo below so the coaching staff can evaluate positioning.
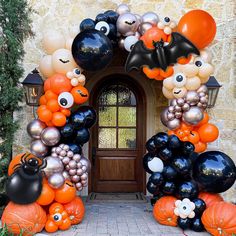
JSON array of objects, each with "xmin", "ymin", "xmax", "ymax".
[
  {"xmin": 80, "ymin": 18, "xmax": 95, "ymax": 31},
  {"xmin": 95, "ymin": 13, "xmax": 108, "ymax": 22},
  {"xmin": 150, "ymin": 195, "xmax": 159, "ymax": 206},
  {"xmin": 150, "ymin": 172, "xmax": 164, "ymax": 186},
  {"xmin": 193, "ymin": 151, "xmax": 236, "ymax": 193},
  {"xmin": 68, "ymin": 143, "xmax": 82, "ymax": 154},
  {"xmin": 75, "ymin": 128, "xmax": 90, "ymax": 145},
  {"xmin": 72, "ymin": 29, "xmax": 113, "ymax": 71},
  {"xmin": 168, "ymin": 135, "xmax": 181, "ymax": 149},
  {"xmin": 71, "ymin": 111, "xmax": 86, "ymax": 129},
  {"xmin": 162, "ymin": 165, "xmax": 178, "ymax": 180},
  {"xmin": 154, "ymin": 132, "xmax": 169, "ymax": 148},
  {"xmin": 177, "ymin": 181, "xmax": 199, "ymax": 200},
  {"xmin": 60, "ymin": 124, "xmax": 75, "ymax": 139},
  {"xmin": 178, "ymin": 217, "xmax": 191, "ymax": 230},
  {"xmin": 104, "ymin": 10, "xmax": 119, "ymax": 23},
  {"xmin": 147, "ymin": 181, "xmax": 159, "ymax": 195},
  {"xmin": 171, "ymin": 156, "xmax": 192, "ymax": 176},
  {"xmin": 159, "ymin": 147, "xmax": 172, "ymax": 162},
  {"xmin": 192, "ymin": 198, "xmax": 206, "ymax": 216},
  {"xmin": 162, "ymin": 181, "xmax": 176, "ymax": 195},
  {"xmin": 77, "ymin": 106, "xmax": 97, "ymax": 128},
  {"xmin": 146, "ymin": 137, "xmax": 157, "ymax": 153},
  {"xmin": 191, "ymin": 217, "xmax": 205, "ymax": 232},
  {"xmin": 182, "ymin": 141, "xmax": 195, "ymax": 155}
]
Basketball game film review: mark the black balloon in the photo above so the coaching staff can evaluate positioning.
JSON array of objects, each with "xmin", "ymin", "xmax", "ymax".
[
  {"xmin": 78, "ymin": 106, "xmax": 97, "ymax": 128},
  {"xmin": 171, "ymin": 156, "xmax": 192, "ymax": 176},
  {"xmin": 0, "ymin": 194, "xmax": 9, "ymax": 207},
  {"xmin": 75, "ymin": 128, "xmax": 90, "ymax": 145},
  {"xmin": 159, "ymin": 147, "xmax": 172, "ymax": 161},
  {"xmin": 103, "ymin": 10, "xmax": 119, "ymax": 23},
  {"xmin": 95, "ymin": 13, "xmax": 108, "ymax": 22},
  {"xmin": 146, "ymin": 137, "xmax": 157, "ymax": 153},
  {"xmin": 178, "ymin": 218, "xmax": 191, "ymax": 230},
  {"xmin": 162, "ymin": 165, "xmax": 178, "ymax": 180},
  {"xmin": 182, "ymin": 141, "xmax": 195, "ymax": 155},
  {"xmin": 147, "ymin": 181, "xmax": 159, "ymax": 195},
  {"xmin": 60, "ymin": 124, "xmax": 75, "ymax": 139},
  {"xmin": 177, "ymin": 181, "xmax": 199, "ymax": 199},
  {"xmin": 150, "ymin": 195, "xmax": 159, "ymax": 206},
  {"xmin": 72, "ymin": 29, "xmax": 113, "ymax": 71},
  {"xmin": 68, "ymin": 143, "xmax": 82, "ymax": 154},
  {"xmin": 162, "ymin": 181, "xmax": 176, "ymax": 195},
  {"xmin": 80, "ymin": 18, "xmax": 95, "ymax": 31},
  {"xmin": 168, "ymin": 135, "xmax": 181, "ymax": 149},
  {"xmin": 193, "ymin": 151, "xmax": 236, "ymax": 193},
  {"xmin": 71, "ymin": 111, "xmax": 86, "ymax": 128},
  {"xmin": 150, "ymin": 172, "xmax": 164, "ymax": 186},
  {"xmin": 191, "ymin": 217, "xmax": 205, "ymax": 232},
  {"xmin": 192, "ymin": 198, "xmax": 206, "ymax": 216},
  {"xmin": 153, "ymin": 132, "xmax": 169, "ymax": 148}
]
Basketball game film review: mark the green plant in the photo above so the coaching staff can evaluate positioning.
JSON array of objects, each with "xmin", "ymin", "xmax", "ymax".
[
  {"xmin": 0, "ymin": 224, "xmax": 33, "ymax": 236},
  {"xmin": 0, "ymin": 0, "xmax": 33, "ymax": 195}
]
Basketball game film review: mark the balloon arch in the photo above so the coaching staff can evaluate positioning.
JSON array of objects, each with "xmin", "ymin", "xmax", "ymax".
[{"xmin": 2, "ymin": 3, "xmax": 236, "ymax": 236}]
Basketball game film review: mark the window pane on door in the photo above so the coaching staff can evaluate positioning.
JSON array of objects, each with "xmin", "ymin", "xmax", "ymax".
[
  {"xmin": 98, "ymin": 128, "xmax": 116, "ymax": 148},
  {"xmin": 99, "ymin": 107, "xmax": 116, "ymax": 126},
  {"xmin": 118, "ymin": 107, "xmax": 136, "ymax": 127},
  {"xmin": 99, "ymin": 85, "xmax": 117, "ymax": 105},
  {"xmin": 118, "ymin": 128, "xmax": 136, "ymax": 148},
  {"xmin": 118, "ymin": 85, "xmax": 136, "ymax": 105}
]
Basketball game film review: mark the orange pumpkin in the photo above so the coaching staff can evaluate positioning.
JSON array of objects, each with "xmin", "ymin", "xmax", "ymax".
[
  {"xmin": 36, "ymin": 180, "xmax": 55, "ymax": 206},
  {"xmin": 54, "ymin": 180, "xmax": 76, "ymax": 204},
  {"xmin": 1, "ymin": 202, "xmax": 47, "ymax": 236},
  {"xmin": 71, "ymin": 85, "xmax": 89, "ymax": 104},
  {"xmin": 202, "ymin": 202, "xmax": 236, "ymax": 236},
  {"xmin": 153, "ymin": 196, "xmax": 178, "ymax": 227},
  {"xmin": 64, "ymin": 197, "xmax": 85, "ymax": 224},
  {"xmin": 198, "ymin": 192, "xmax": 224, "ymax": 208}
]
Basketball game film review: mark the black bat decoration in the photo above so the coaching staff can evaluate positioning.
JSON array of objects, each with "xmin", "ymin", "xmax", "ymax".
[{"xmin": 125, "ymin": 32, "xmax": 200, "ymax": 72}]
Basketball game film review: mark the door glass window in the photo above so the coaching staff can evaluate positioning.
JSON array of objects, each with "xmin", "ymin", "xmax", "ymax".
[{"xmin": 98, "ymin": 84, "xmax": 137, "ymax": 149}]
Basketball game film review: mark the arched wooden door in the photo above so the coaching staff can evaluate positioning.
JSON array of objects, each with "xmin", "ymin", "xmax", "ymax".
[{"xmin": 89, "ymin": 74, "xmax": 146, "ymax": 193}]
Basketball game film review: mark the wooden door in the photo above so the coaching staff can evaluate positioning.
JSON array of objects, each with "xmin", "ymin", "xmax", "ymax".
[{"xmin": 90, "ymin": 75, "xmax": 146, "ymax": 193}]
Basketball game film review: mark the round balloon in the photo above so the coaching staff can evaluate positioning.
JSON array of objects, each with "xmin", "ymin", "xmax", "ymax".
[
  {"xmin": 193, "ymin": 151, "xmax": 236, "ymax": 193},
  {"xmin": 40, "ymin": 127, "xmax": 60, "ymax": 146},
  {"xmin": 72, "ymin": 29, "xmax": 113, "ymax": 71},
  {"xmin": 177, "ymin": 10, "xmax": 216, "ymax": 49},
  {"xmin": 27, "ymin": 119, "xmax": 46, "ymax": 139}
]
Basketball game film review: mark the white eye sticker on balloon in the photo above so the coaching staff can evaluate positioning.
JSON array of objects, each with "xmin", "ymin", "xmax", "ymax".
[
  {"xmin": 95, "ymin": 21, "xmax": 110, "ymax": 35},
  {"xmin": 73, "ymin": 68, "xmax": 81, "ymax": 77},
  {"xmin": 58, "ymin": 92, "xmax": 74, "ymax": 108},
  {"xmin": 194, "ymin": 57, "xmax": 204, "ymax": 68},
  {"xmin": 124, "ymin": 36, "xmax": 138, "ymax": 52},
  {"xmin": 173, "ymin": 73, "xmax": 187, "ymax": 87},
  {"xmin": 53, "ymin": 213, "xmax": 62, "ymax": 222}
]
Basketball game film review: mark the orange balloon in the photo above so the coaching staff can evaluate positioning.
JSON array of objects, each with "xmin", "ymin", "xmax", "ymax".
[
  {"xmin": 180, "ymin": 122, "xmax": 193, "ymax": 131},
  {"xmin": 37, "ymin": 181, "xmax": 55, "ymax": 206},
  {"xmin": 188, "ymin": 131, "xmax": 200, "ymax": 144},
  {"xmin": 37, "ymin": 105, "xmax": 47, "ymax": 113},
  {"xmin": 47, "ymin": 99, "xmax": 60, "ymax": 112},
  {"xmin": 195, "ymin": 112, "xmax": 209, "ymax": 128},
  {"xmin": 160, "ymin": 66, "xmax": 174, "ymax": 78},
  {"xmin": 143, "ymin": 67, "xmax": 160, "ymax": 79},
  {"xmin": 60, "ymin": 108, "xmax": 71, "ymax": 117},
  {"xmin": 177, "ymin": 10, "xmax": 216, "ymax": 49},
  {"xmin": 44, "ymin": 78, "xmax": 51, "ymax": 91},
  {"xmin": 54, "ymin": 181, "xmax": 76, "ymax": 204},
  {"xmin": 177, "ymin": 55, "xmax": 192, "ymax": 64},
  {"xmin": 194, "ymin": 141, "xmax": 207, "ymax": 153},
  {"xmin": 45, "ymin": 120, "xmax": 54, "ymax": 127},
  {"xmin": 45, "ymin": 90, "xmax": 58, "ymax": 101},
  {"xmin": 38, "ymin": 108, "xmax": 53, "ymax": 122},
  {"xmin": 141, "ymin": 27, "xmax": 168, "ymax": 49},
  {"xmin": 51, "ymin": 112, "xmax": 66, "ymax": 127},
  {"xmin": 49, "ymin": 74, "xmax": 72, "ymax": 95},
  {"xmin": 71, "ymin": 86, "xmax": 89, "ymax": 104},
  {"xmin": 168, "ymin": 130, "xmax": 175, "ymax": 136},
  {"xmin": 198, "ymin": 123, "xmax": 219, "ymax": 143},
  {"xmin": 39, "ymin": 95, "xmax": 47, "ymax": 105}
]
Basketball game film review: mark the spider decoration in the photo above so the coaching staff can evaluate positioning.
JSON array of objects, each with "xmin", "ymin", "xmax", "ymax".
[{"xmin": 6, "ymin": 153, "xmax": 47, "ymax": 204}]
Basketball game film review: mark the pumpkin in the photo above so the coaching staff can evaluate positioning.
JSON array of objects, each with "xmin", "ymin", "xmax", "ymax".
[
  {"xmin": 36, "ymin": 179, "xmax": 55, "ymax": 205},
  {"xmin": 153, "ymin": 196, "xmax": 178, "ymax": 227},
  {"xmin": 64, "ymin": 197, "xmax": 85, "ymax": 224},
  {"xmin": 202, "ymin": 202, "xmax": 236, "ymax": 236},
  {"xmin": 198, "ymin": 192, "xmax": 223, "ymax": 208},
  {"xmin": 1, "ymin": 201, "xmax": 47, "ymax": 236}
]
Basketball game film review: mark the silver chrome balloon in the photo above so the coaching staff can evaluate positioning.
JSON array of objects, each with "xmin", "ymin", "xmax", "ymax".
[
  {"xmin": 117, "ymin": 13, "xmax": 139, "ymax": 36},
  {"xmin": 160, "ymin": 108, "xmax": 169, "ymax": 126},
  {"xmin": 142, "ymin": 12, "xmax": 159, "ymax": 25},
  {"xmin": 183, "ymin": 107, "xmax": 204, "ymax": 125},
  {"xmin": 80, "ymin": 157, "xmax": 91, "ymax": 172},
  {"xmin": 186, "ymin": 91, "xmax": 200, "ymax": 106},
  {"xmin": 197, "ymin": 85, "xmax": 208, "ymax": 94},
  {"xmin": 27, "ymin": 119, "xmax": 46, "ymax": 139},
  {"xmin": 167, "ymin": 118, "xmax": 181, "ymax": 130},
  {"xmin": 43, "ymin": 156, "xmax": 64, "ymax": 177},
  {"xmin": 116, "ymin": 4, "xmax": 130, "ymax": 15},
  {"xmin": 30, "ymin": 140, "xmax": 48, "ymax": 158},
  {"xmin": 40, "ymin": 127, "xmax": 60, "ymax": 146},
  {"xmin": 62, "ymin": 171, "xmax": 71, "ymax": 180},
  {"xmin": 138, "ymin": 22, "xmax": 152, "ymax": 35},
  {"xmin": 48, "ymin": 173, "xmax": 65, "ymax": 189}
]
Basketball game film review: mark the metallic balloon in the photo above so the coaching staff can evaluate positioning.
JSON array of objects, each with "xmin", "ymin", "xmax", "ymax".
[
  {"xmin": 60, "ymin": 150, "xmax": 67, "ymax": 157},
  {"xmin": 73, "ymin": 154, "xmax": 81, "ymax": 162},
  {"xmin": 168, "ymin": 106, "xmax": 175, "ymax": 113},
  {"xmin": 118, "ymin": 38, "xmax": 125, "ymax": 49},
  {"xmin": 142, "ymin": 12, "xmax": 159, "ymax": 25},
  {"xmin": 56, "ymin": 147, "xmax": 62, "ymax": 154},
  {"xmin": 40, "ymin": 127, "xmax": 60, "ymax": 146},
  {"xmin": 167, "ymin": 118, "xmax": 181, "ymax": 130},
  {"xmin": 138, "ymin": 22, "xmax": 152, "ymax": 35},
  {"xmin": 160, "ymin": 108, "xmax": 169, "ymax": 126},
  {"xmin": 167, "ymin": 113, "xmax": 175, "ymax": 121},
  {"xmin": 77, "ymin": 162, "xmax": 82, "ymax": 169},
  {"xmin": 68, "ymin": 160, "xmax": 77, "ymax": 169},
  {"xmin": 62, "ymin": 171, "xmax": 71, "ymax": 180},
  {"xmin": 82, "ymin": 166, "xmax": 87, "ymax": 172},
  {"xmin": 81, "ymin": 173, "xmax": 88, "ymax": 180},
  {"xmin": 30, "ymin": 140, "xmax": 48, "ymax": 158},
  {"xmin": 69, "ymin": 169, "xmax": 77, "ymax": 176},
  {"xmin": 48, "ymin": 173, "xmax": 65, "ymax": 189},
  {"xmin": 117, "ymin": 13, "xmax": 139, "ymax": 36},
  {"xmin": 186, "ymin": 91, "xmax": 200, "ymax": 106},
  {"xmin": 63, "ymin": 145, "xmax": 70, "ymax": 151},
  {"xmin": 62, "ymin": 156, "xmax": 70, "ymax": 165},
  {"xmin": 135, "ymin": 14, "xmax": 142, "ymax": 25},
  {"xmin": 175, "ymin": 112, "xmax": 182, "ymax": 118},
  {"xmin": 80, "ymin": 157, "xmax": 91, "ymax": 172},
  {"xmin": 182, "ymin": 103, "xmax": 190, "ymax": 111},
  {"xmin": 174, "ymin": 105, "xmax": 182, "ymax": 112},
  {"xmin": 43, "ymin": 156, "xmax": 64, "ymax": 177},
  {"xmin": 71, "ymin": 175, "xmax": 80, "ymax": 183},
  {"xmin": 183, "ymin": 107, "xmax": 204, "ymax": 125},
  {"xmin": 197, "ymin": 85, "xmax": 208, "ymax": 94},
  {"xmin": 67, "ymin": 151, "xmax": 74, "ymax": 158},
  {"xmin": 170, "ymin": 99, "xmax": 178, "ymax": 107},
  {"xmin": 77, "ymin": 168, "xmax": 83, "ymax": 176},
  {"xmin": 176, "ymin": 98, "xmax": 185, "ymax": 107},
  {"xmin": 116, "ymin": 4, "xmax": 130, "ymax": 15},
  {"xmin": 134, "ymin": 31, "xmax": 141, "ymax": 38},
  {"xmin": 75, "ymin": 182, "xmax": 82, "ymax": 189},
  {"xmin": 27, "ymin": 119, "xmax": 46, "ymax": 139}
]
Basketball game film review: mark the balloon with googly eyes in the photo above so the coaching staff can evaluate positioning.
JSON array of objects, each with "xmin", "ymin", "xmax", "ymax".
[{"xmin": 157, "ymin": 16, "xmax": 177, "ymax": 35}]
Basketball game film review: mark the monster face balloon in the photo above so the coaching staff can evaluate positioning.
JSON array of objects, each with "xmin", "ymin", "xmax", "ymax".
[{"xmin": 117, "ymin": 13, "xmax": 139, "ymax": 36}]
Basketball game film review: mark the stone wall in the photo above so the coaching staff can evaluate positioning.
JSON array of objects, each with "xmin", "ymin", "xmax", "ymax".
[{"xmin": 14, "ymin": 0, "xmax": 236, "ymax": 201}]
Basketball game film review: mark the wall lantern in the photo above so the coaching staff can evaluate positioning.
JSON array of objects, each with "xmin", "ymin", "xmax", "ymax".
[
  {"xmin": 22, "ymin": 69, "xmax": 44, "ymax": 106},
  {"xmin": 205, "ymin": 76, "xmax": 222, "ymax": 108}
]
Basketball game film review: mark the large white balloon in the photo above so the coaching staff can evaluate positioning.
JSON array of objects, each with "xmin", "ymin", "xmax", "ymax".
[{"xmin": 148, "ymin": 157, "xmax": 164, "ymax": 173}]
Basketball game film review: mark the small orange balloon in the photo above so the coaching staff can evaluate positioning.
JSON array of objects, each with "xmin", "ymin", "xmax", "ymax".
[
  {"xmin": 71, "ymin": 86, "xmax": 89, "ymax": 104},
  {"xmin": 45, "ymin": 90, "xmax": 58, "ymax": 101},
  {"xmin": 177, "ymin": 10, "xmax": 216, "ymax": 49},
  {"xmin": 143, "ymin": 67, "xmax": 160, "ymax": 79},
  {"xmin": 54, "ymin": 181, "xmax": 76, "ymax": 204},
  {"xmin": 44, "ymin": 78, "xmax": 51, "ymax": 91},
  {"xmin": 37, "ymin": 181, "xmax": 55, "ymax": 206},
  {"xmin": 195, "ymin": 112, "xmax": 209, "ymax": 128},
  {"xmin": 47, "ymin": 99, "xmax": 60, "ymax": 112},
  {"xmin": 198, "ymin": 123, "xmax": 219, "ymax": 143},
  {"xmin": 51, "ymin": 112, "xmax": 66, "ymax": 127},
  {"xmin": 188, "ymin": 131, "xmax": 200, "ymax": 144},
  {"xmin": 177, "ymin": 55, "xmax": 192, "ymax": 64},
  {"xmin": 45, "ymin": 120, "xmax": 54, "ymax": 127},
  {"xmin": 39, "ymin": 95, "xmax": 47, "ymax": 105},
  {"xmin": 38, "ymin": 108, "xmax": 53, "ymax": 122},
  {"xmin": 194, "ymin": 141, "xmax": 207, "ymax": 153},
  {"xmin": 49, "ymin": 74, "xmax": 72, "ymax": 95},
  {"xmin": 160, "ymin": 66, "xmax": 174, "ymax": 78},
  {"xmin": 60, "ymin": 108, "xmax": 71, "ymax": 117},
  {"xmin": 37, "ymin": 105, "xmax": 47, "ymax": 113}
]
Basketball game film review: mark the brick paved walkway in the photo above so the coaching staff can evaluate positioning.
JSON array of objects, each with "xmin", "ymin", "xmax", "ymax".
[{"xmin": 39, "ymin": 202, "xmax": 210, "ymax": 236}]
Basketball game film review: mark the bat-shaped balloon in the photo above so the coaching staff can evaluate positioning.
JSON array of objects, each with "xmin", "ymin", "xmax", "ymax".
[{"xmin": 125, "ymin": 32, "xmax": 200, "ymax": 72}]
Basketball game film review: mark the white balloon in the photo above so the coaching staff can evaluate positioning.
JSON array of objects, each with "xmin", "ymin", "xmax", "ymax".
[
  {"xmin": 124, "ymin": 36, "xmax": 138, "ymax": 52},
  {"xmin": 148, "ymin": 157, "xmax": 164, "ymax": 172}
]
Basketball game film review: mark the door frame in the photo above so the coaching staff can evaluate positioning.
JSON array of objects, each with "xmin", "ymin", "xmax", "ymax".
[{"xmin": 87, "ymin": 69, "xmax": 147, "ymax": 194}]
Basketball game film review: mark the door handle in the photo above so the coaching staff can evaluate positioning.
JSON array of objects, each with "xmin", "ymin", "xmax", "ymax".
[{"xmin": 92, "ymin": 147, "xmax": 96, "ymax": 166}]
